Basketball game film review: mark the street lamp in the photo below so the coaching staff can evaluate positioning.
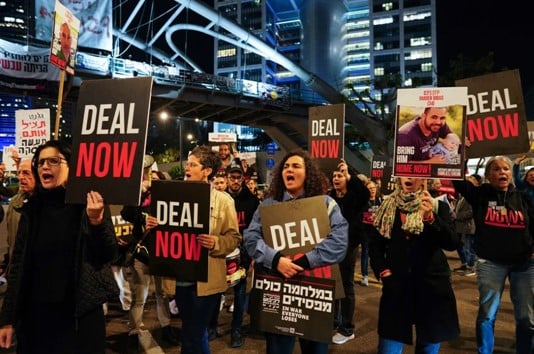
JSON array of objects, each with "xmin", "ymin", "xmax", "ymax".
[{"xmin": 159, "ymin": 111, "xmax": 183, "ymax": 168}]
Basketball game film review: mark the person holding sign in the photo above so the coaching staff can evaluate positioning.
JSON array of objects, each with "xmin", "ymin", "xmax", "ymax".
[
  {"xmin": 0, "ymin": 140, "xmax": 118, "ymax": 353},
  {"xmin": 244, "ymin": 149, "xmax": 348, "ymax": 354},
  {"xmin": 453, "ymin": 156, "xmax": 534, "ymax": 354},
  {"xmin": 513, "ymin": 154, "xmax": 534, "ymax": 203},
  {"xmin": 396, "ymin": 106, "xmax": 454, "ymax": 163},
  {"xmin": 175, "ymin": 145, "xmax": 241, "ymax": 354},
  {"xmin": 121, "ymin": 155, "xmax": 179, "ymax": 351},
  {"xmin": 328, "ymin": 160, "xmax": 370, "ymax": 345},
  {"xmin": 369, "ymin": 177, "xmax": 460, "ymax": 353}
]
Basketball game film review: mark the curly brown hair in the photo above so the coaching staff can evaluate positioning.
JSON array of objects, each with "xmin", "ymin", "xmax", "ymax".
[{"xmin": 266, "ymin": 149, "xmax": 328, "ymax": 201}]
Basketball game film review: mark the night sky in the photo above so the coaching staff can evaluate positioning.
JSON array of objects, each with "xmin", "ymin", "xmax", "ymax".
[{"xmin": 436, "ymin": 1, "xmax": 533, "ymax": 92}]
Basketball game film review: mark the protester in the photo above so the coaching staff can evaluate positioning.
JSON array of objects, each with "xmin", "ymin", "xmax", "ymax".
[
  {"xmin": 370, "ymin": 177, "xmax": 460, "ymax": 353},
  {"xmin": 217, "ymin": 142, "xmax": 238, "ymax": 169},
  {"xmin": 122, "ymin": 155, "xmax": 179, "ymax": 351},
  {"xmin": 2, "ymin": 159, "xmax": 36, "ymax": 280},
  {"xmin": 513, "ymin": 154, "xmax": 534, "ymax": 202},
  {"xmin": 0, "ymin": 162, "xmax": 14, "ymax": 204},
  {"xmin": 244, "ymin": 149, "xmax": 349, "ymax": 354},
  {"xmin": 453, "ymin": 156, "xmax": 534, "ymax": 354},
  {"xmin": 208, "ymin": 163, "xmax": 260, "ymax": 348},
  {"xmin": 240, "ymin": 158, "xmax": 261, "ymax": 183},
  {"xmin": 0, "ymin": 140, "xmax": 118, "ymax": 353},
  {"xmin": 246, "ymin": 179, "xmax": 259, "ymax": 198},
  {"xmin": 453, "ymin": 175, "xmax": 479, "ymax": 277},
  {"xmin": 175, "ymin": 145, "xmax": 241, "ymax": 354},
  {"xmin": 212, "ymin": 170, "xmax": 228, "ymax": 192},
  {"xmin": 328, "ymin": 160, "xmax": 370, "ymax": 345},
  {"xmin": 360, "ymin": 179, "xmax": 383, "ymax": 286}
]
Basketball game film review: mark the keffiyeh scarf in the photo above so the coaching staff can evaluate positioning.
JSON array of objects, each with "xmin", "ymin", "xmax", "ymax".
[{"xmin": 373, "ymin": 188, "xmax": 425, "ymax": 238}]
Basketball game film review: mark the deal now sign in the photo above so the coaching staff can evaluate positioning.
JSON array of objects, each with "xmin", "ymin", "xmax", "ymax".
[
  {"xmin": 308, "ymin": 104, "xmax": 345, "ymax": 174},
  {"xmin": 456, "ymin": 70, "xmax": 529, "ymax": 158}
]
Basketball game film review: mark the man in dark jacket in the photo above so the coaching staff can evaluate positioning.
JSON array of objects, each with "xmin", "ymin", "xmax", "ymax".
[{"xmin": 208, "ymin": 163, "xmax": 259, "ymax": 348}]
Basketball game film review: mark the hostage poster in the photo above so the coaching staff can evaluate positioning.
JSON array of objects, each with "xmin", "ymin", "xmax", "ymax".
[{"xmin": 393, "ymin": 87, "xmax": 468, "ymax": 179}]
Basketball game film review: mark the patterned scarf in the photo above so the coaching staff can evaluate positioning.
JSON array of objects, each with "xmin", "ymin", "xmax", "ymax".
[{"xmin": 373, "ymin": 187, "xmax": 425, "ymax": 238}]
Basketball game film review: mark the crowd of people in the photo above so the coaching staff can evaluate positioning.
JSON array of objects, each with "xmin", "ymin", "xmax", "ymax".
[{"xmin": 0, "ymin": 140, "xmax": 532, "ymax": 354}]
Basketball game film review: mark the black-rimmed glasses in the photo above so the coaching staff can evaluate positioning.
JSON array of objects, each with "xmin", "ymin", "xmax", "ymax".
[{"xmin": 37, "ymin": 156, "xmax": 67, "ymax": 167}]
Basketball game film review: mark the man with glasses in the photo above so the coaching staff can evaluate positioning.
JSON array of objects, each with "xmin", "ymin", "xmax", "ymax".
[
  {"xmin": 208, "ymin": 163, "xmax": 260, "ymax": 348},
  {"xmin": 225, "ymin": 163, "xmax": 260, "ymax": 347}
]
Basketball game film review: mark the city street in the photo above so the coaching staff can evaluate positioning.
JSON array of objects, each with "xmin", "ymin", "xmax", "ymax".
[
  {"xmin": 101, "ymin": 251, "xmax": 515, "ymax": 354},
  {"xmin": 0, "ymin": 251, "xmax": 516, "ymax": 354}
]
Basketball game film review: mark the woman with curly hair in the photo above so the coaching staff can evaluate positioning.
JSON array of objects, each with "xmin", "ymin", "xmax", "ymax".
[{"xmin": 244, "ymin": 149, "xmax": 348, "ymax": 354}]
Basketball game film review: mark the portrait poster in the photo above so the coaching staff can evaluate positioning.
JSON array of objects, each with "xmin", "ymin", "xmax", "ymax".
[
  {"xmin": 393, "ymin": 87, "xmax": 468, "ymax": 179},
  {"xmin": 50, "ymin": 0, "xmax": 80, "ymax": 75},
  {"xmin": 15, "ymin": 108, "xmax": 51, "ymax": 161},
  {"xmin": 456, "ymin": 70, "xmax": 529, "ymax": 158},
  {"xmin": 308, "ymin": 104, "xmax": 345, "ymax": 174},
  {"xmin": 66, "ymin": 77, "xmax": 153, "ymax": 206},
  {"xmin": 148, "ymin": 180, "xmax": 210, "ymax": 282},
  {"xmin": 109, "ymin": 205, "xmax": 133, "ymax": 243},
  {"xmin": 249, "ymin": 272, "xmax": 335, "ymax": 343}
]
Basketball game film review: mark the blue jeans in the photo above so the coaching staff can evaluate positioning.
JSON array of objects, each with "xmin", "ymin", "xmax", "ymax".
[
  {"xmin": 264, "ymin": 332, "xmax": 328, "ymax": 354},
  {"xmin": 378, "ymin": 337, "xmax": 440, "ymax": 354},
  {"xmin": 175, "ymin": 284, "xmax": 219, "ymax": 354},
  {"xmin": 231, "ymin": 276, "xmax": 248, "ymax": 335},
  {"xmin": 476, "ymin": 257, "xmax": 534, "ymax": 354},
  {"xmin": 463, "ymin": 234, "xmax": 476, "ymax": 267}
]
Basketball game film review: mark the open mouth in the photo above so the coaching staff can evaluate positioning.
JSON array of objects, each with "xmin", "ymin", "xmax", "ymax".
[{"xmin": 40, "ymin": 172, "xmax": 54, "ymax": 182}]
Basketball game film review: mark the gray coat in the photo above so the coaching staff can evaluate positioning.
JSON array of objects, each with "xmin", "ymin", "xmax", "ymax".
[{"xmin": 455, "ymin": 196, "xmax": 475, "ymax": 235}]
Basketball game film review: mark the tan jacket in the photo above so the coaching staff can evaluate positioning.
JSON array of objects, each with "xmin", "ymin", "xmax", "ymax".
[{"xmin": 197, "ymin": 189, "xmax": 241, "ymax": 296}]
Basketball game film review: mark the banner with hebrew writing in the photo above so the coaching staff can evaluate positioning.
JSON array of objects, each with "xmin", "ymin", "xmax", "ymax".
[{"xmin": 249, "ymin": 272, "xmax": 335, "ymax": 343}]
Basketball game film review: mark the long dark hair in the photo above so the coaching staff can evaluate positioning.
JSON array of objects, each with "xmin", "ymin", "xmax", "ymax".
[{"xmin": 267, "ymin": 149, "xmax": 327, "ymax": 201}]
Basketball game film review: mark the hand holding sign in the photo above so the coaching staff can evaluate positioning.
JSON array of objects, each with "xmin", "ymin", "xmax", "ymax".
[
  {"xmin": 276, "ymin": 256, "xmax": 304, "ymax": 279},
  {"xmin": 197, "ymin": 234, "xmax": 216, "ymax": 250},
  {"xmin": 86, "ymin": 190, "xmax": 105, "ymax": 225}
]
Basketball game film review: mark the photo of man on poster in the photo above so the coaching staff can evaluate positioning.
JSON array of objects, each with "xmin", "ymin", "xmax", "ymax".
[{"xmin": 396, "ymin": 106, "xmax": 456, "ymax": 164}]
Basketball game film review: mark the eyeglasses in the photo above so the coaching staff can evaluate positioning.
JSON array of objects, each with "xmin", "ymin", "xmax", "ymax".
[
  {"xmin": 37, "ymin": 156, "xmax": 67, "ymax": 167},
  {"xmin": 228, "ymin": 175, "xmax": 242, "ymax": 181},
  {"xmin": 185, "ymin": 161, "xmax": 203, "ymax": 168}
]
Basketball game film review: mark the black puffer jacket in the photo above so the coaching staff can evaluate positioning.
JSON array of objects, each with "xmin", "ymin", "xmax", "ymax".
[{"xmin": 0, "ymin": 187, "xmax": 118, "ymax": 327}]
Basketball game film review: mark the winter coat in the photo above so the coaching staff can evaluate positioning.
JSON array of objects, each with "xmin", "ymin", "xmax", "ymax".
[
  {"xmin": 369, "ymin": 201, "xmax": 460, "ymax": 345},
  {"xmin": 454, "ymin": 196, "xmax": 475, "ymax": 235},
  {"xmin": 328, "ymin": 177, "xmax": 370, "ymax": 248},
  {"xmin": 197, "ymin": 189, "xmax": 241, "ymax": 296},
  {"xmin": 0, "ymin": 187, "xmax": 118, "ymax": 327}
]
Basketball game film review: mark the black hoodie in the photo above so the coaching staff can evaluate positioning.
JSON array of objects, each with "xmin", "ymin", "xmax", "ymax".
[{"xmin": 453, "ymin": 180, "xmax": 534, "ymax": 264}]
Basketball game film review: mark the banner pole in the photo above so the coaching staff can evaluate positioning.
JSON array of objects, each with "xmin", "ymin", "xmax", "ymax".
[{"xmin": 54, "ymin": 70, "xmax": 65, "ymax": 140}]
